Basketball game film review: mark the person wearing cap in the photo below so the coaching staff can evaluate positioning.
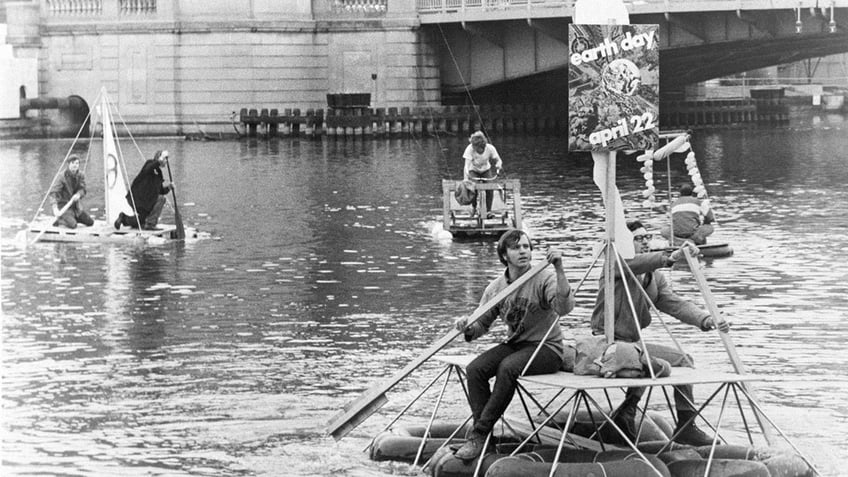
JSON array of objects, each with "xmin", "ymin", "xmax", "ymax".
[
  {"xmin": 590, "ymin": 220, "xmax": 730, "ymax": 446},
  {"xmin": 452, "ymin": 229, "xmax": 575, "ymax": 460},
  {"xmin": 663, "ymin": 183, "xmax": 715, "ymax": 245},
  {"xmin": 49, "ymin": 154, "xmax": 94, "ymax": 229},
  {"xmin": 462, "ymin": 131, "xmax": 503, "ymax": 219},
  {"xmin": 115, "ymin": 149, "xmax": 174, "ymax": 230}
]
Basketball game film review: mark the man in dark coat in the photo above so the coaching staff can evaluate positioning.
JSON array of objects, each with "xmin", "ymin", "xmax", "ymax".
[
  {"xmin": 50, "ymin": 155, "xmax": 94, "ymax": 228},
  {"xmin": 114, "ymin": 150, "xmax": 173, "ymax": 230}
]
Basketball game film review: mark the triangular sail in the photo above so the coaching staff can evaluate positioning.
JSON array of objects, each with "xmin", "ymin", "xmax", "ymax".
[{"xmin": 99, "ymin": 95, "xmax": 133, "ymax": 223}]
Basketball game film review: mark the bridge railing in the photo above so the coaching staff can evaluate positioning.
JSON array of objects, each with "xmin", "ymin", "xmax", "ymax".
[
  {"xmin": 417, "ymin": 0, "xmax": 847, "ymax": 15},
  {"xmin": 417, "ymin": 0, "xmax": 570, "ymax": 14},
  {"xmin": 313, "ymin": 0, "xmax": 388, "ymax": 18},
  {"xmin": 43, "ymin": 0, "xmax": 158, "ymax": 18}
]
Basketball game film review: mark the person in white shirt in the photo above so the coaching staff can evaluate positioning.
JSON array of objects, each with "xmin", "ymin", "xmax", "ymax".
[{"xmin": 462, "ymin": 131, "xmax": 503, "ymax": 218}]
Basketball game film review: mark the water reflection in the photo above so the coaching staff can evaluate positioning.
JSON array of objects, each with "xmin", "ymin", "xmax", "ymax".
[{"xmin": 2, "ymin": 114, "xmax": 848, "ymax": 476}]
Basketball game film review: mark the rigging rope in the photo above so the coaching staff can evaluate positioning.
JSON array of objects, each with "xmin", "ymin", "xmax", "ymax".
[{"xmin": 436, "ymin": 23, "xmax": 490, "ymax": 141}]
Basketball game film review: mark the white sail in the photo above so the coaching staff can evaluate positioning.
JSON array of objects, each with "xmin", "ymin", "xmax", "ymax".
[{"xmin": 100, "ymin": 96, "xmax": 133, "ymax": 223}]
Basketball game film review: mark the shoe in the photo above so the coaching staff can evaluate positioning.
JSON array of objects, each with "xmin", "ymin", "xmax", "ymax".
[
  {"xmin": 486, "ymin": 212, "xmax": 495, "ymax": 219},
  {"xmin": 454, "ymin": 431, "xmax": 486, "ymax": 461},
  {"xmin": 470, "ymin": 209, "xmax": 478, "ymax": 218},
  {"xmin": 114, "ymin": 212, "xmax": 124, "ymax": 230},
  {"xmin": 598, "ymin": 401, "xmax": 637, "ymax": 444},
  {"xmin": 673, "ymin": 411, "xmax": 714, "ymax": 446}
]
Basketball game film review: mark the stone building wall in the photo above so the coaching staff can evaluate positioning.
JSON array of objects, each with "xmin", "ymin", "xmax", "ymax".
[{"xmin": 11, "ymin": 0, "xmax": 440, "ymax": 134}]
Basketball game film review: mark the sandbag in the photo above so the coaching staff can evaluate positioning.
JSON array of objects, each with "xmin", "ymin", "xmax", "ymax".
[{"xmin": 454, "ymin": 180, "xmax": 477, "ymax": 206}]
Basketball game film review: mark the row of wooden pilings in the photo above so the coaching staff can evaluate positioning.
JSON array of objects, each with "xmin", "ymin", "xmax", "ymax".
[
  {"xmin": 660, "ymin": 99, "xmax": 789, "ymax": 128},
  {"xmin": 238, "ymin": 104, "xmax": 568, "ymax": 138},
  {"xmin": 238, "ymin": 99, "xmax": 790, "ymax": 138}
]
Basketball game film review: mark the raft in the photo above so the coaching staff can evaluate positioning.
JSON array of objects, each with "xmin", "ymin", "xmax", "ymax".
[
  {"xmin": 442, "ymin": 179, "xmax": 522, "ymax": 239},
  {"xmin": 369, "ymin": 420, "xmax": 816, "ymax": 477}
]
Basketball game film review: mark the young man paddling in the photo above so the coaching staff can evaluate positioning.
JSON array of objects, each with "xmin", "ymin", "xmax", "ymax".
[
  {"xmin": 115, "ymin": 150, "xmax": 174, "ymax": 231},
  {"xmin": 592, "ymin": 220, "xmax": 729, "ymax": 446},
  {"xmin": 453, "ymin": 229, "xmax": 575, "ymax": 460}
]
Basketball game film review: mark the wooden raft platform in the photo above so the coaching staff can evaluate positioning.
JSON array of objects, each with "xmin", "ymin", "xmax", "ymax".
[
  {"xmin": 435, "ymin": 354, "xmax": 761, "ymax": 390},
  {"xmin": 442, "ymin": 179, "xmax": 522, "ymax": 238}
]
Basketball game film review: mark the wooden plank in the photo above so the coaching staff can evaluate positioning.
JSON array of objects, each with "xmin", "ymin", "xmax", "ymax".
[
  {"xmin": 442, "ymin": 179, "xmax": 452, "ymax": 231},
  {"xmin": 326, "ymin": 260, "xmax": 550, "ymax": 440},
  {"xmin": 682, "ymin": 248, "xmax": 775, "ymax": 444}
]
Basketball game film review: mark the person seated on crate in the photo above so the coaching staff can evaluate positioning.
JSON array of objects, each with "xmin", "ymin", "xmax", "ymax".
[
  {"xmin": 660, "ymin": 183, "xmax": 715, "ymax": 245},
  {"xmin": 462, "ymin": 131, "xmax": 503, "ymax": 219}
]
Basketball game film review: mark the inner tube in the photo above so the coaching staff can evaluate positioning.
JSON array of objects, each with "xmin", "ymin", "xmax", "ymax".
[
  {"xmin": 667, "ymin": 459, "xmax": 770, "ymax": 477},
  {"xmin": 485, "ymin": 456, "xmax": 671, "ymax": 477}
]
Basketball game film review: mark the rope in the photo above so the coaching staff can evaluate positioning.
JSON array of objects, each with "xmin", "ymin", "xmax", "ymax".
[{"xmin": 436, "ymin": 23, "xmax": 490, "ymax": 140}]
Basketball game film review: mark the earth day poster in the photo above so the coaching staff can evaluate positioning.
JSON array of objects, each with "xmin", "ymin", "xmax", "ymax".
[{"xmin": 568, "ymin": 24, "xmax": 660, "ymax": 152}]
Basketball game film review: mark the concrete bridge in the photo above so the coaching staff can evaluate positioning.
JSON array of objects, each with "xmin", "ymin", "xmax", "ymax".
[
  {"xmin": 417, "ymin": 0, "xmax": 848, "ymax": 91},
  {"xmin": 2, "ymin": 0, "xmax": 846, "ymax": 135}
]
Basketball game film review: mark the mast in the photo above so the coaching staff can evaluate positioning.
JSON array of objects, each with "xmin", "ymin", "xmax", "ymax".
[{"xmin": 100, "ymin": 89, "xmax": 132, "ymax": 224}]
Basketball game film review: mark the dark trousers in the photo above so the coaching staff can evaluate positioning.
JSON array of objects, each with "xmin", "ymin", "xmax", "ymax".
[
  {"xmin": 468, "ymin": 168, "xmax": 496, "ymax": 213},
  {"xmin": 54, "ymin": 208, "xmax": 93, "ymax": 228},
  {"xmin": 120, "ymin": 196, "xmax": 166, "ymax": 229},
  {"xmin": 466, "ymin": 342, "xmax": 561, "ymax": 435},
  {"xmin": 624, "ymin": 342, "xmax": 696, "ymax": 412}
]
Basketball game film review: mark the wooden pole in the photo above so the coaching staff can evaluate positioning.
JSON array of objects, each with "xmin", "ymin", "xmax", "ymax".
[
  {"xmin": 326, "ymin": 260, "xmax": 550, "ymax": 440},
  {"xmin": 604, "ymin": 150, "xmax": 617, "ymax": 343},
  {"xmin": 165, "ymin": 160, "xmax": 186, "ymax": 240},
  {"xmin": 29, "ymin": 199, "xmax": 76, "ymax": 246},
  {"xmin": 682, "ymin": 248, "xmax": 775, "ymax": 444}
]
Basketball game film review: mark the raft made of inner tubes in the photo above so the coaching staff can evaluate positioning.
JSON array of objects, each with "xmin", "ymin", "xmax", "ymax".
[{"xmin": 374, "ymin": 420, "xmax": 815, "ymax": 477}]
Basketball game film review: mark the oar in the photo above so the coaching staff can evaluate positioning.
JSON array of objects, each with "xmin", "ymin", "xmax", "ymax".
[
  {"xmin": 682, "ymin": 248, "xmax": 775, "ymax": 445},
  {"xmin": 28, "ymin": 198, "xmax": 76, "ymax": 246},
  {"xmin": 164, "ymin": 160, "xmax": 186, "ymax": 240},
  {"xmin": 325, "ymin": 260, "xmax": 550, "ymax": 441}
]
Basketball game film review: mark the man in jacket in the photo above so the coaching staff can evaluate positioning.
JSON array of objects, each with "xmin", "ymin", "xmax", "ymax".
[
  {"xmin": 50, "ymin": 155, "xmax": 94, "ymax": 228},
  {"xmin": 114, "ymin": 150, "xmax": 173, "ymax": 230},
  {"xmin": 591, "ymin": 220, "xmax": 729, "ymax": 446},
  {"xmin": 664, "ymin": 183, "xmax": 715, "ymax": 245}
]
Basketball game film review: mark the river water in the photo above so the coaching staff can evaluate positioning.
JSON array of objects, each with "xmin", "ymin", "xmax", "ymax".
[{"xmin": 2, "ymin": 112, "xmax": 847, "ymax": 476}]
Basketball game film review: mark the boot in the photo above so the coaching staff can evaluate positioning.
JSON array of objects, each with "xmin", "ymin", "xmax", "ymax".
[
  {"xmin": 454, "ymin": 430, "xmax": 486, "ymax": 461},
  {"xmin": 673, "ymin": 410, "xmax": 714, "ymax": 446},
  {"xmin": 598, "ymin": 398, "xmax": 638, "ymax": 444}
]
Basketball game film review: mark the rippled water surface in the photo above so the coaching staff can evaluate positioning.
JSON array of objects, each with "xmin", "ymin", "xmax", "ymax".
[{"xmin": 3, "ymin": 114, "xmax": 848, "ymax": 476}]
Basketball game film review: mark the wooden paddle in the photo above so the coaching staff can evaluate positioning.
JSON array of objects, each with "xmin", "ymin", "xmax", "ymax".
[
  {"xmin": 326, "ymin": 260, "xmax": 551, "ymax": 441},
  {"xmin": 164, "ymin": 159, "xmax": 186, "ymax": 240},
  {"xmin": 29, "ymin": 198, "xmax": 77, "ymax": 245},
  {"xmin": 682, "ymin": 248, "xmax": 775, "ymax": 444}
]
